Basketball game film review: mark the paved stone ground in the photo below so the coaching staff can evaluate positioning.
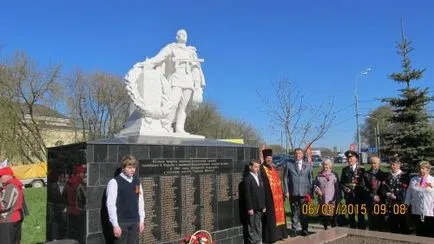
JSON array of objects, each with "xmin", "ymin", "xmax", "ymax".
[
  {"xmin": 274, "ymin": 223, "xmax": 324, "ymax": 243},
  {"xmin": 274, "ymin": 226, "xmax": 433, "ymax": 244}
]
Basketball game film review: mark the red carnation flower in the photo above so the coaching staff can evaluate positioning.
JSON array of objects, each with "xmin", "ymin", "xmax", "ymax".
[
  {"xmin": 180, "ymin": 235, "xmax": 191, "ymax": 244},
  {"xmin": 402, "ymin": 183, "xmax": 408, "ymax": 189},
  {"xmin": 371, "ymin": 179, "xmax": 377, "ymax": 188},
  {"xmin": 305, "ymin": 194, "xmax": 312, "ymax": 203}
]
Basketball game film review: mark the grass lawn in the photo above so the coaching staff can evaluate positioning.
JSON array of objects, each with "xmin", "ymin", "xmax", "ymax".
[{"xmin": 22, "ymin": 187, "xmax": 46, "ymax": 244}]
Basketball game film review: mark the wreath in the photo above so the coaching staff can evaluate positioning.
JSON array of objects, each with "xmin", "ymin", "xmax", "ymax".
[{"xmin": 181, "ymin": 230, "xmax": 215, "ymax": 244}]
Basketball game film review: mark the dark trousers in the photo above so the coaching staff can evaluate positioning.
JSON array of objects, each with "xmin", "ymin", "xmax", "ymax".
[
  {"xmin": 290, "ymin": 196, "xmax": 309, "ymax": 231},
  {"xmin": 344, "ymin": 193, "xmax": 366, "ymax": 229},
  {"xmin": 368, "ymin": 203, "xmax": 385, "ymax": 231},
  {"xmin": 320, "ymin": 214, "xmax": 337, "ymax": 230},
  {"xmin": 0, "ymin": 221, "xmax": 22, "ymax": 244},
  {"xmin": 67, "ymin": 213, "xmax": 85, "ymax": 241},
  {"xmin": 114, "ymin": 222, "xmax": 139, "ymax": 244},
  {"xmin": 243, "ymin": 211, "xmax": 262, "ymax": 244},
  {"xmin": 388, "ymin": 212, "xmax": 410, "ymax": 234},
  {"xmin": 51, "ymin": 206, "xmax": 67, "ymax": 240},
  {"xmin": 411, "ymin": 215, "xmax": 434, "ymax": 237}
]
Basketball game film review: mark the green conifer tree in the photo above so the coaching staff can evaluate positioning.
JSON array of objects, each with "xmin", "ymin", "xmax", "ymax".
[{"xmin": 382, "ymin": 21, "xmax": 434, "ymax": 171}]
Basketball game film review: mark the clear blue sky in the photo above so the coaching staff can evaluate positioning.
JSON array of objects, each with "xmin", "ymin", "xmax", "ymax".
[{"xmin": 1, "ymin": 0, "xmax": 433, "ymax": 150}]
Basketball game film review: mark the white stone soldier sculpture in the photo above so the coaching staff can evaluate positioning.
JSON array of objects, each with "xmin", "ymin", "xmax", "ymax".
[{"xmin": 118, "ymin": 29, "xmax": 206, "ymax": 138}]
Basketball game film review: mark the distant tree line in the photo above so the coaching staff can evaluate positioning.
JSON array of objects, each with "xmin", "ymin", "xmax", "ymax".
[{"xmin": 185, "ymin": 102, "xmax": 262, "ymax": 145}]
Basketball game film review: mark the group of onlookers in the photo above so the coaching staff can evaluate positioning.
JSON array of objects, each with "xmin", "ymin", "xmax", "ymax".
[{"xmin": 241, "ymin": 148, "xmax": 434, "ymax": 244}]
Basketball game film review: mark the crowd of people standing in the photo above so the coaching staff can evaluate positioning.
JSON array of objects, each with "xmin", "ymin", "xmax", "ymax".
[{"xmin": 241, "ymin": 148, "xmax": 434, "ymax": 244}]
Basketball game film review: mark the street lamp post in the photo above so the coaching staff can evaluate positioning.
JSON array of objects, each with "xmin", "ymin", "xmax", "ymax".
[
  {"xmin": 355, "ymin": 68, "xmax": 372, "ymax": 162},
  {"xmin": 366, "ymin": 116, "xmax": 381, "ymax": 159}
]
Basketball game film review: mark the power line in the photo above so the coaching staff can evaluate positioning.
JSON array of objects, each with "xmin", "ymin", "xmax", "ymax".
[
  {"xmin": 359, "ymin": 99, "xmax": 379, "ymax": 103},
  {"xmin": 329, "ymin": 116, "xmax": 354, "ymax": 129},
  {"xmin": 332, "ymin": 102, "xmax": 355, "ymax": 115}
]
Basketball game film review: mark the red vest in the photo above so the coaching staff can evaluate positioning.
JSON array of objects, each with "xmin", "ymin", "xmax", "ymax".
[{"xmin": 0, "ymin": 178, "xmax": 24, "ymax": 223}]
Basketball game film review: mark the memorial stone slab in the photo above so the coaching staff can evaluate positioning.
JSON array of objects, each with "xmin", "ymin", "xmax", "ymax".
[{"xmin": 46, "ymin": 136, "xmax": 257, "ymax": 243}]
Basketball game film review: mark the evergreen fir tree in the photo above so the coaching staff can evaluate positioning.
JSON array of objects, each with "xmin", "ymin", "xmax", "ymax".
[{"xmin": 382, "ymin": 22, "xmax": 434, "ymax": 171}]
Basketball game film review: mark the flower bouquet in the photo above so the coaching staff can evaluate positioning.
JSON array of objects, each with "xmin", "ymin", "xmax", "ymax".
[
  {"xmin": 346, "ymin": 179, "xmax": 357, "ymax": 189},
  {"xmin": 181, "ymin": 230, "xmax": 215, "ymax": 244}
]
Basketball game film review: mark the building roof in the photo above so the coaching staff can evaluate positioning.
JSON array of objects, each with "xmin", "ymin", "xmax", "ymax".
[{"xmin": 21, "ymin": 103, "xmax": 68, "ymax": 119}]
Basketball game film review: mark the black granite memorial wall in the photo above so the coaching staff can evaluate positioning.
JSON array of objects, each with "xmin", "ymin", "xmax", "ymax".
[{"xmin": 46, "ymin": 136, "xmax": 258, "ymax": 244}]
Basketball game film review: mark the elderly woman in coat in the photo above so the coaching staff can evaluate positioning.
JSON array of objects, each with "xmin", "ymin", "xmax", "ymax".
[
  {"xmin": 405, "ymin": 161, "xmax": 434, "ymax": 237},
  {"xmin": 313, "ymin": 159, "xmax": 340, "ymax": 230}
]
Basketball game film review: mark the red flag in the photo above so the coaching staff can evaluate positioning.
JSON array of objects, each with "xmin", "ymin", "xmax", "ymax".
[{"xmin": 305, "ymin": 144, "xmax": 312, "ymax": 163}]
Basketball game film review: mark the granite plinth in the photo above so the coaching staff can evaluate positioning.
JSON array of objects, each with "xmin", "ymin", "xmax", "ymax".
[{"xmin": 46, "ymin": 136, "xmax": 256, "ymax": 243}]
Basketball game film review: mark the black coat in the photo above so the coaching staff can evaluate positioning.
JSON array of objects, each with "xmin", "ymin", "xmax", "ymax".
[
  {"xmin": 243, "ymin": 173, "xmax": 265, "ymax": 211},
  {"xmin": 361, "ymin": 168, "xmax": 387, "ymax": 203},
  {"xmin": 340, "ymin": 165, "xmax": 366, "ymax": 200},
  {"xmin": 381, "ymin": 171, "xmax": 410, "ymax": 204}
]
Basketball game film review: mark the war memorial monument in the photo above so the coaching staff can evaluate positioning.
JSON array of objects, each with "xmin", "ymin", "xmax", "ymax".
[{"xmin": 46, "ymin": 29, "xmax": 256, "ymax": 243}]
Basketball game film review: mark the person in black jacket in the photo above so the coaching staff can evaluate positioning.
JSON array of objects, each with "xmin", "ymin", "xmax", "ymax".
[
  {"xmin": 242, "ymin": 159, "xmax": 266, "ymax": 244},
  {"xmin": 362, "ymin": 156, "xmax": 387, "ymax": 231},
  {"xmin": 381, "ymin": 157, "xmax": 410, "ymax": 234},
  {"xmin": 340, "ymin": 151, "xmax": 366, "ymax": 229}
]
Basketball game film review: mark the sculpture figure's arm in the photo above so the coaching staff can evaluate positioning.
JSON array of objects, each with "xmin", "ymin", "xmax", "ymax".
[
  {"xmin": 134, "ymin": 44, "xmax": 172, "ymax": 69},
  {"xmin": 143, "ymin": 44, "xmax": 173, "ymax": 68}
]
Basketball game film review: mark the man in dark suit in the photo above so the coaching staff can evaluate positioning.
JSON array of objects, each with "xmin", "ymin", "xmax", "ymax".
[
  {"xmin": 381, "ymin": 157, "xmax": 410, "ymax": 234},
  {"xmin": 362, "ymin": 156, "xmax": 387, "ymax": 231},
  {"xmin": 242, "ymin": 159, "xmax": 266, "ymax": 244},
  {"xmin": 284, "ymin": 148, "xmax": 313, "ymax": 236},
  {"xmin": 340, "ymin": 150, "xmax": 366, "ymax": 229}
]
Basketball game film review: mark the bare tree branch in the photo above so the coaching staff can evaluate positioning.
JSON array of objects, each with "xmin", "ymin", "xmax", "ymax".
[
  {"xmin": 0, "ymin": 52, "xmax": 62, "ymax": 163},
  {"xmin": 258, "ymin": 78, "xmax": 335, "ymax": 152}
]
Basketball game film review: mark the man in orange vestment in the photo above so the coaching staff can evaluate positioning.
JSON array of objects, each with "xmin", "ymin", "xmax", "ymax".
[{"xmin": 260, "ymin": 149, "xmax": 288, "ymax": 243}]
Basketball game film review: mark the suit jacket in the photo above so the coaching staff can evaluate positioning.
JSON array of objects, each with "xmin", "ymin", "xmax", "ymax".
[
  {"xmin": 243, "ymin": 173, "xmax": 266, "ymax": 211},
  {"xmin": 284, "ymin": 160, "xmax": 313, "ymax": 197}
]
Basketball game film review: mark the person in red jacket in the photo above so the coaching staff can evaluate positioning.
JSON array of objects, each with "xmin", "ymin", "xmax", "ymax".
[
  {"xmin": 0, "ymin": 166, "xmax": 26, "ymax": 244},
  {"xmin": 64, "ymin": 164, "xmax": 86, "ymax": 239}
]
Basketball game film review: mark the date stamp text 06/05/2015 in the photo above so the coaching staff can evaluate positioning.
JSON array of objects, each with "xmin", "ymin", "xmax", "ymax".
[{"xmin": 301, "ymin": 203, "xmax": 407, "ymax": 216}]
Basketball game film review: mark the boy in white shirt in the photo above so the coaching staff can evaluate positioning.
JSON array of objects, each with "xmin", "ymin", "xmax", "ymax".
[{"xmin": 106, "ymin": 156, "xmax": 145, "ymax": 244}]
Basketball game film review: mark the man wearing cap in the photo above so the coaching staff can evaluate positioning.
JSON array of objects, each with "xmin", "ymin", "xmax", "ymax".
[
  {"xmin": 259, "ymin": 149, "xmax": 288, "ymax": 242},
  {"xmin": 340, "ymin": 150, "xmax": 366, "ymax": 229},
  {"xmin": 381, "ymin": 157, "xmax": 410, "ymax": 234},
  {"xmin": 284, "ymin": 148, "xmax": 313, "ymax": 236},
  {"xmin": 0, "ymin": 167, "xmax": 26, "ymax": 244}
]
